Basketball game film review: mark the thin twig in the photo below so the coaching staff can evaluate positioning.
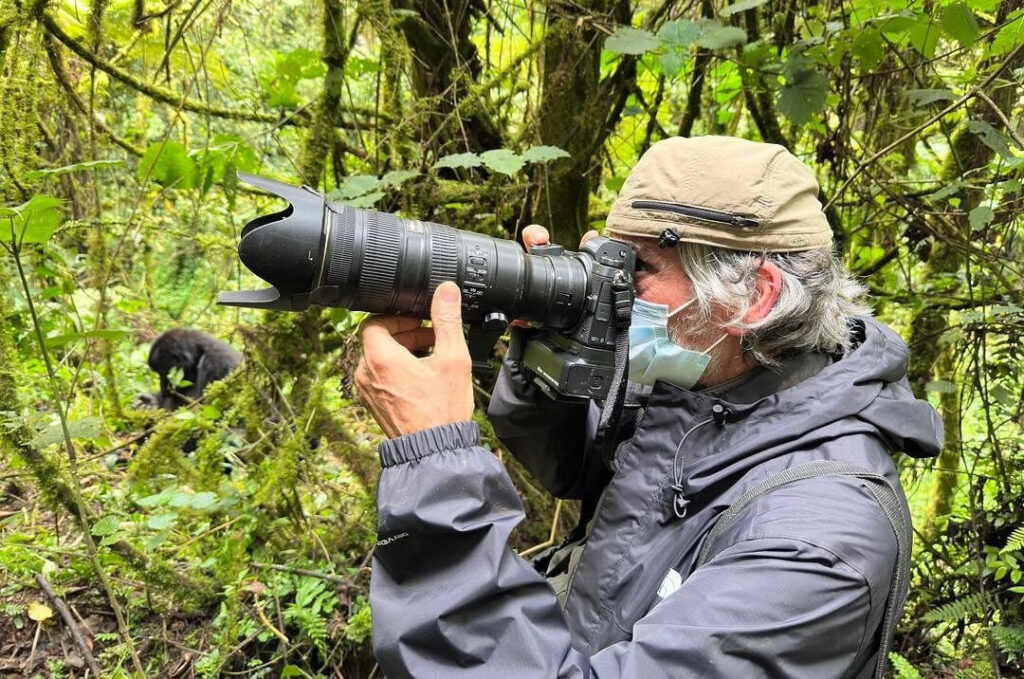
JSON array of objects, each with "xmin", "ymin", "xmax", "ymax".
[
  {"xmin": 35, "ymin": 573, "xmax": 103, "ymax": 677},
  {"xmin": 518, "ymin": 500, "xmax": 564, "ymax": 559},
  {"xmin": 826, "ymin": 44, "xmax": 1024, "ymax": 210},
  {"xmin": 973, "ymin": 90, "xmax": 1024, "ymax": 150},
  {"xmin": 252, "ymin": 562, "xmax": 352, "ymax": 585},
  {"xmin": 253, "ymin": 594, "xmax": 289, "ymax": 644}
]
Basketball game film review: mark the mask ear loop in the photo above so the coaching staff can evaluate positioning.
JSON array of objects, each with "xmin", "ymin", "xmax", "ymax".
[
  {"xmin": 703, "ymin": 331, "xmax": 730, "ymax": 354},
  {"xmin": 667, "ymin": 298, "xmax": 696, "ymax": 317}
]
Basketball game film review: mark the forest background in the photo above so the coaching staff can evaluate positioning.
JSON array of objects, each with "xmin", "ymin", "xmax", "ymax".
[{"xmin": 0, "ymin": 0, "xmax": 1022, "ymax": 676}]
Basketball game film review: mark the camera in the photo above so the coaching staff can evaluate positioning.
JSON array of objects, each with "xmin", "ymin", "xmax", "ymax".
[{"xmin": 219, "ymin": 173, "xmax": 636, "ymax": 401}]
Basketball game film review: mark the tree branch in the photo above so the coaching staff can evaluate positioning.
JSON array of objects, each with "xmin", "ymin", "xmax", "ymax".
[{"xmin": 38, "ymin": 11, "xmax": 383, "ymax": 128}]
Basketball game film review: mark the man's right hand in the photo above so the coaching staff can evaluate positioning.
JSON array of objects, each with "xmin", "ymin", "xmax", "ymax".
[
  {"xmin": 520, "ymin": 224, "xmax": 599, "ymax": 253},
  {"xmin": 513, "ymin": 226, "xmax": 599, "ymax": 329}
]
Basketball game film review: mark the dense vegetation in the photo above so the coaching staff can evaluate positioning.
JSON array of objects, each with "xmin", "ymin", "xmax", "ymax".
[{"xmin": 0, "ymin": 0, "xmax": 1021, "ymax": 676}]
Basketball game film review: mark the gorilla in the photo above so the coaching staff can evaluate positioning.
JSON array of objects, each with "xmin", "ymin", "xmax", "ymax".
[{"xmin": 139, "ymin": 328, "xmax": 242, "ymax": 409}]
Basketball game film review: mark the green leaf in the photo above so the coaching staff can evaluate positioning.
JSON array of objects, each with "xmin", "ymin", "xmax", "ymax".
[
  {"xmin": 147, "ymin": 513, "xmax": 178, "ymax": 530},
  {"xmin": 925, "ymin": 379, "xmax": 956, "ymax": 393},
  {"xmin": 480, "ymin": 149, "xmax": 526, "ymax": 176},
  {"xmin": 136, "ymin": 486, "xmax": 178, "ymax": 508},
  {"xmin": 928, "ymin": 181, "xmax": 965, "ymax": 201},
  {"xmin": 25, "ymin": 159, "xmax": 123, "ymax": 180},
  {"xmin": 189, "ymin": 491, "xmax": 219, "ymax": 510},
  {"xmin": 852, "ymin": 28, "xmax": 884, "ymax": 70},
  {"xmin": 907, "ymin": 89, "xmax": 955, "ymax": 107},
  {"xmin": 720, "ymin": 0, "xmax": 769, "ymax": 17},
  {"xmin": 521, "ymin": 145, "xmax": 571, "ymax": 163},
  {"xmin": 32, "ymin": 417, "xmax": 103, "ymax": 448},
  {"xmin": 907, "ymin": 15, "xmax": 941, "ymax": 59},
  {"xmin": 44, "ymin": 329, "xmax": 130, "ymax": 347},
  {"xmin": 433, "ymin": 152, "xmax": 482, "ymax": 170},
  {"xmin": 0, "ymin": 195, "xmax": 63, "ymax": 245},
  {"xmin": 777, "ymin": 62, "xmax": 828, "ymax": 125},
  {"xmin": 659, "ymin": 50, "xmax": 687, "ymax": 77},
  {"xmin": 605, "ymin": 27, "xmax": 660, "ymax": 55},
  {"xmin": 941, "ymin": 3, "xmax": 980, "ymax": 46},
  {"xmin": 968, "ymin": 205, "xmax": 995, "ymax": 231},
  {"xmin": 989, "ymin": 12, "xmax": 1023, "ymax": 56},
  {"xmin": 967, "ymin": 120, "xmax": 1013, "ymax": 159},
  {"xmin": 658, "ymin": 19, "xmax": 702, "ymax": 47},
  {"xmin": 138, "ymin": 141, "xmax": 198, "ymax": 189},
  {"xmin": 380, "ymin": 170, "xmax": 419, "ymax": 188},
  {"xmin": 91, "ymin": 515, "xmax": 121, "ymax": 537},
  {"xmin": 344, "ymin": 191, "xmax": 386, "ymax": 208},
  {"xmin": 333, "ymin": 175, "xmax": 381, "ymax": 200},
  {"xmin": 696, "ymin": 23, "xmax": 747, "ymax": 49}
]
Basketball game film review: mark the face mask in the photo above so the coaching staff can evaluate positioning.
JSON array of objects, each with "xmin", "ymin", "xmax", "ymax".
[{"xmin": 628, "ymin": 298, "xmax": 728, "ymax": 390}]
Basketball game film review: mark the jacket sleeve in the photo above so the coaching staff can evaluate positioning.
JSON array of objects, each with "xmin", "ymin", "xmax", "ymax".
[
  {"xmin": 370, "ymin": 422, "xmax": 883, "ymax": 679},
  {"xmin": 487, "ymin": 355, "xmax": 594, "ymax": 498}
]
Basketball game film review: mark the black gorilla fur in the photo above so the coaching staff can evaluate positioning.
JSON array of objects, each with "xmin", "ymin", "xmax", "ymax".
[{"xmin": 141, "ymin": 329, "xmax": 242, "ymax": 409}]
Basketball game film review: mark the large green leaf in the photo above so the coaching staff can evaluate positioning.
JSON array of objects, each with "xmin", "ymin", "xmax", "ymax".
[
  {"xmin": 138, "ymin": 141, "xmax": 199, "ymax": 189},
  {"xmin": 25, "ymin": 159, "xmax": 123, "ymax": 180},
  {"xmin": 968, "ymin": 120, "xmax": 1013, "ymax": 159},
  {"xmin": 380, "ymin": 170, "xmax": 420, "ymax": 188},
  {"xmin": 480, "ymin": 149, "xmax": 526, "ymax": 176},
  {"xmin": 433, "ymin": 152, "xmax": 483, "ymax": 170},
  {"xmin": 907, "ymin": 89, "xmax": 956, "ymax": 107},
  {"xmin": 605, "ymin": 27, "xmax": 660, "ymax": 55},
  {"xmin": 0, "ymin": 195, "xmax": 63, "ymax": 245},
  {"xmin": 941, "ymin": 3, "xmax": 980, "ymax": 46},
  {"xmin": 989, "ymin": 11, "xmax": 1024, "ymax": 56},
  {"xmin": 968, "ymin": 205, "xmax": 995, "ymax": 231},
  {"xmin": 658, "ymin": 19, "xmax": 702, "ymax": 47},
  {"xmin": 778, "ymin": 56, "xmax": 828, "ymax": 125},
  {"xmin": 720, "ymin": 0, "xmax": 770, "ymax": 17},
  {"xmin": 852, "ymin": 28, "xmax": 884, "ymax": 69},
  {"xmin": 907, "ymin": 15, "xmax": 941, "ymax": 58},
  {"xmin": 696, "ymin": 22, "xmax": 747, "ymax": 49},
  {"xmin": 522, "ymin": 145, "xmax": 571, "ymax": 163}
]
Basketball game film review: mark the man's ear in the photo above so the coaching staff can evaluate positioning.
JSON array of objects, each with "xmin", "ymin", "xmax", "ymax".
[{"xmin": 726, "ymin": 259, "xmax": 782, "ymax": 336}]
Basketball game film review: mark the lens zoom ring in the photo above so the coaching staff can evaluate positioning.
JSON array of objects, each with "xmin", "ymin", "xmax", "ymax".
[
  {"xmin": 326, "ymin": 210, "xmax": 356, "ymax": 288},
  {"xmin": 428, "ymin": 225, "xmax": 459, "ymax": 288},
  {"xmin": 359, "ymin": 212, "xmax": 402, "ymax": 309}
]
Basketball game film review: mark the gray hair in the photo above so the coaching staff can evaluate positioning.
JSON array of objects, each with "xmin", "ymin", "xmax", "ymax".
[{"xmin": 674, "ymin": 242, "xmax": 870, "ymax": 367}]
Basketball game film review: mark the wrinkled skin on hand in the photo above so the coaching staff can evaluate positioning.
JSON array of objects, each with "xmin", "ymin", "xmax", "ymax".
[{"xmin": 355, "ymin": 281, "xmax": 475, "ymax": 438}]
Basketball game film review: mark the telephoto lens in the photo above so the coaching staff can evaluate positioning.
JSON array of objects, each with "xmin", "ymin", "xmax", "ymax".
[
  {"xmin": 220, "ymin": 173, "xmax": 590, "ymax": 330},
  {"xmin": 221, "ymin": 173, "xmax": 636, "ymax": 399}
]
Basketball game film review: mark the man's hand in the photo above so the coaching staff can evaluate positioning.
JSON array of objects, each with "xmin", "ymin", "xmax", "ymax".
[
  {"xmin": 355, "ymin": 281, "xmax": 474, "ymax": 438},
  {"xmin": 512, "ymin": 225, "xmax": 599, "ymax": 329}
]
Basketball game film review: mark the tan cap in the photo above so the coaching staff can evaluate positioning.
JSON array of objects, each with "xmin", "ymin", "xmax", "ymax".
[{"xmin": 606, "ymin": 136, "xmax": 832, "ymax": 252}]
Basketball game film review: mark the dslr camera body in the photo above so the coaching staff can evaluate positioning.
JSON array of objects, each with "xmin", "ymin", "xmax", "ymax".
[{"xmin": 220, "ymin": 174, "xmax": 636, "ymax": 401}]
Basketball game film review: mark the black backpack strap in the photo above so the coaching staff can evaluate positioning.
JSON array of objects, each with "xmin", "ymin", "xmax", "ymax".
[{"xmin": 694, "ymin": 460, "xmax": 910, "ymax": 679}]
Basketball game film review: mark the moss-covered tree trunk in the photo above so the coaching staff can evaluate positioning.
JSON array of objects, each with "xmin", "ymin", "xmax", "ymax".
[
  {"xmin": 912, "ymin": 7, "xmax": 1022, "ymax": 534},
  {"xmin": 300, "ymin": 0, "xmax": 349, "ymax": 188},
  {"xmin": 532, "ymin": 1, "xmax": 633, "ymax": 247}
]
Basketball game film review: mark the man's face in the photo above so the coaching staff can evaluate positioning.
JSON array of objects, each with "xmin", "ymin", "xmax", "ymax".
[{"xmin": 614, "ymin": 234, "xmax": 711, "ymax": 345}]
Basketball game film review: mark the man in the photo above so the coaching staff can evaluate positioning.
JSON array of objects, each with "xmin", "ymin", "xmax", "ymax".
[{"xmin": 355, "ymin": 136, "xmax": 943, "ymax": 678}]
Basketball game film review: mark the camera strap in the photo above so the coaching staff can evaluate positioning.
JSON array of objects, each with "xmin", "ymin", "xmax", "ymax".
[{"xmin": 598, "ymin": 272, "xmax": 634, "ymax": 466}]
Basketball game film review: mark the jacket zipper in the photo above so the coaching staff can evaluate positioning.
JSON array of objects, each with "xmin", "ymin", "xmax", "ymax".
[{"xmin": 631, "ymin": 200, "xmax": 762, "ymax": 229}]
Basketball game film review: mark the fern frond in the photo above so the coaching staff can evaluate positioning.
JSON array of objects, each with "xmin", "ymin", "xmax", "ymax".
[
  {"xmin": 992, "ymin": 626, "xmax": 1024, "ymax": 653},
  {"xmin": 922, "ymin": 593, "xmax": 990, "ymax": 623},
  {"xmin": 888, "ymin": 652, "xmax": 922, "ymax": 679},
  {"xmin": 1002, "ymin": 526, "xmax": 1024, "ymax": 553}
]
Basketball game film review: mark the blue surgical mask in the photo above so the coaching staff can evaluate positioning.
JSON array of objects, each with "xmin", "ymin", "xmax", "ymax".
[{"xmin": 628, "ymin": 298, "xmax": 728, "ymax": 390}]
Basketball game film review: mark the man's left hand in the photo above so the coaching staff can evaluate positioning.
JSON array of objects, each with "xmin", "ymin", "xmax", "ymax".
[{"xmin": 355, "ymin": 281, "xmax": 474, "ymax": 438}]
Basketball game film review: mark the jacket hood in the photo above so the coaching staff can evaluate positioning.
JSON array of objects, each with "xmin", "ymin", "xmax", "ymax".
[{"xmin": 643, "ymin": 316, "xmax": 943, "ymax": 501}]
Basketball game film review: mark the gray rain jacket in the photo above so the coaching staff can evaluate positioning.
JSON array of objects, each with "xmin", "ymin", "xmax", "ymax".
[{"xmin": 370, "ymin": 316, "xmax": 943, "ymax": 678}]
